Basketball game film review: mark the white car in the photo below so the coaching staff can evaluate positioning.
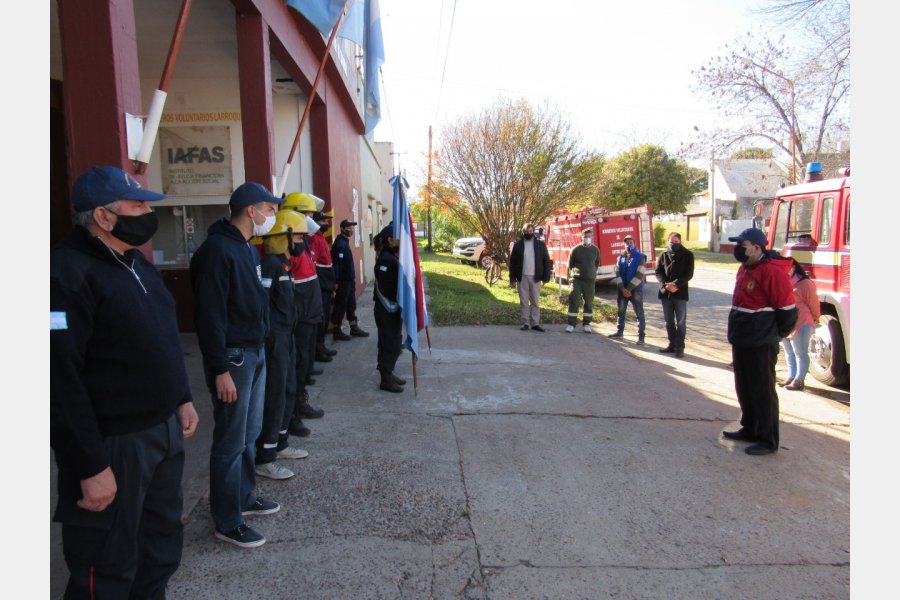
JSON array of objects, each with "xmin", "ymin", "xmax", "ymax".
[{"xmin": 452, "ymin": 237, "xmax": 489, "ymax": 267}]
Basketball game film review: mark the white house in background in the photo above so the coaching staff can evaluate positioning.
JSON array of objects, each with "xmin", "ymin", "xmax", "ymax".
[{"xmin": 709, "ymin": 159, "xmax": 789, "ymax": 251}]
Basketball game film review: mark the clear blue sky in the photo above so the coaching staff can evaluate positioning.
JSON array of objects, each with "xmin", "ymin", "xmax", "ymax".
[{"xmin": 373, "ymin": 0, "xmax": 791, "ymax": 188}]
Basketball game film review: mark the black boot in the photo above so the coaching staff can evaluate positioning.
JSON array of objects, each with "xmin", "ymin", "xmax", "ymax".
[
  {"xmin": 379, "ymin": 369, "xmax": 403, "ymax": 393},
  {"xmin": 295, "ymin": 392, "xmax": 325, "ymax": 418},
  {"xmin": 392, "ymin": 373, "xmax": 407, "ymax": 385},
  {"xmin": 288, "ymin": 417, "xmax": 311, "ymax": 437},
  {"xmin": 333, "ymin": 328, "xmax": 352, "ymax": 341},
  {"xmin": 349, "ymin": 322, "xmax": 370, "ymax": 337}
]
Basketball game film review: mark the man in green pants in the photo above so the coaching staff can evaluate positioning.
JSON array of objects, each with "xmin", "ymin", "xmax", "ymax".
[{"xmin": 566, "ymin": 228, "xmax": 601, "ymax": 333}]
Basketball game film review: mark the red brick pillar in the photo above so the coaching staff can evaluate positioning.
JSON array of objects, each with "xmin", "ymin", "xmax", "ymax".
[{"xmin": 236, "ymin": 11, "xmax": 276, "ymax": 192}]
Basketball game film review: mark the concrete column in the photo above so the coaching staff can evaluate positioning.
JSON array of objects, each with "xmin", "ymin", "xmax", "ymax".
[
  {"xmin": 57, "ymin": 0, "xmax": 145, "ymax": 184},
  {"xmin": 236, "ymin": 11, "xmax": 276, "ymax": 191}
]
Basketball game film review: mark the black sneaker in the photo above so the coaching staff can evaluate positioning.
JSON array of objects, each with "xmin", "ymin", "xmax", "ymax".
[
  {"xmin": 215, "ymin": 524, "xmax": 266, "ymax": 548},
  {"xmin": 520, "ymin": 324, "xmax": 530, "ymax": 331},
  {"xmin": 288, "ymin": 417, "xmax": 311, "ymax": 437},
  {"xmin": 607, "ymin": 331, "xmax": 624, "ymax": 338},
  {"xmin": 674, "ymin": 348, "xmax": 685, "ymax": 358},
  {"xmin": 242, "ymin": 497, "xmax": 281, "ymax": 516},
  {"xmin": 333, "ymin": 331, "xmax": 352, "ymax": 341},
  {"xmin": 659, "ymin": 346, "xmax": 675, "ymax": 353},
  {"xmin": 531, "ymin": 325, "xmax": 546, "ymax": 332},
  {"xmin": 296, "ymin": 399, "xmax": 324, "ymax": 419}
]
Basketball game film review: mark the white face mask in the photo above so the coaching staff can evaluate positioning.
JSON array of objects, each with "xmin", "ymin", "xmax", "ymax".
[
  {"xmin": 252, "ymin": 211, "xmax": 276, "ymax": 236},
  {"xmin": 305, "ymin": 216, "xmax": 320, "ymax": 235},
  {"xmin": 583, "ymin": 237, "xmax": 593, "ymax": 246}
]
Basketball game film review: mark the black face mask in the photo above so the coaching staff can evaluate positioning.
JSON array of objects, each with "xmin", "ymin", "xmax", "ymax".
[
  {"xmin": 668, "ymin": 242, "xmax": 681, "ymax": 252},
  {"xmin": 109, "ymin": 211, "xmax": 159, "ymax": 247},
  {"xmin": 523, "ymin": 233, "xmax": 534, "ymax": 240},
  {"xmin": 290, "ymin": 239, "xmax": 307, "ymax": 256},
  {"xmin": 733, "ymin": 245, "xmax": 749, "ymax": 263},
  {"xmin": 341, "ymin": 228, "xmax": 352, "ymax": 238}
]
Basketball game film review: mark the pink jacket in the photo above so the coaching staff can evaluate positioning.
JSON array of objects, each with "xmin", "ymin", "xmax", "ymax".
[{"xmin": 791, "ymin": 277, "xmax": 820, "ymax": 336}]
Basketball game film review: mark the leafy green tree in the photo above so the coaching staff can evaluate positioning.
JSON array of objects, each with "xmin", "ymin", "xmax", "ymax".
[
  {"xmin": 437, "ymin": 99, "xmax": 594, "ymax": 263},
  {"xmin": 598, "ymin": 145, "xmax": 693, "ymax": 214},
  {"xmin": 731, "ymin": 147, "xmax": 774, "ymax": 159}
]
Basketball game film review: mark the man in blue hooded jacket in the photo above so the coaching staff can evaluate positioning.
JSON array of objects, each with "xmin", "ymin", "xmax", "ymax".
[{"xmin": 608, "ymin": 234, "xmax": 647, "ymax": 344}]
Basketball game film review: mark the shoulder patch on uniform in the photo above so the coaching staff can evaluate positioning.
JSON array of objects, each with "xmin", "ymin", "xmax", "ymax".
[
  {"xmin": 50, "ymin": 312, "xmax": 68, "ymax": 330},
  {"xmin": 261, "ymin": 277, "xmax": 273, "ymax": 288}
]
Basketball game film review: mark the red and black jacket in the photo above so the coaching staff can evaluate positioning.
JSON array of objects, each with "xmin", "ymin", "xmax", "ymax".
[{"xmin": 727, "ymin": 255, "xmax": 798, "ymax": 347}]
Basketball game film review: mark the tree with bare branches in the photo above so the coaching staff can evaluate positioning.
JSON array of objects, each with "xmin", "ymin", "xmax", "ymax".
[
  {"xmin": 691, "ymin": 2, "xmax": 849, "ymax": 182},
  {"xmin": 436, "ymin": 99, "xmax": 597, "ymax": 263}
]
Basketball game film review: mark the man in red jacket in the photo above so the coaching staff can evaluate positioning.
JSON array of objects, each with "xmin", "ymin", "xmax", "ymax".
[{"xmin": 723, "ymin": 228, "xmax": 797, "ymax": 456}]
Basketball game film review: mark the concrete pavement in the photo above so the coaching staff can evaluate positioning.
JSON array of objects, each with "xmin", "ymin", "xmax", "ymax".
[{"xmin": 51, "ymin": 270, "xmax": 850, "ymax": 599}]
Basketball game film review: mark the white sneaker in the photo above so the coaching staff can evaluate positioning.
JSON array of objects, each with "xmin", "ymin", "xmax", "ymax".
[
  {"xmin": 255, "ymin": 461, "xmax": 295, "ymax": 480},
  {"xmin": 565, "ymin": 325, "xmax": 575, "ymax": 333},
  {"xmin": 276, "ymin": 446, "xmax": 309, "ymax": 460},
  {"xmin": 584, "ymin": 325, "xmax": 592, "ymax": 333}
]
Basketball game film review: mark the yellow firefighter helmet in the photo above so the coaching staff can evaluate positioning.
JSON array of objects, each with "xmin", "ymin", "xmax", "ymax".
[
  {"xmin": 265, "ymin": 208, "xmax": 308, "ymax": 236},
  {"xmin": 282, "ymin": 191, "xmax": 320, "ymax": 213}
]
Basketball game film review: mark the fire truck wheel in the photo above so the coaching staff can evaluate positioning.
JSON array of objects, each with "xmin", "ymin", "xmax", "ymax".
[{"xmin": 808, "ymin": 314, "xmax": 849, "ymax": 387}]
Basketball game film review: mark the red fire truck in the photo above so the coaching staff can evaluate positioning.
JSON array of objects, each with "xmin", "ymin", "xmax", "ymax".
[
  {"xmin": 544, "ymin": 205, "xmax": 656, "ymax": 284},
  {"xmin": 767, "ymin": 164, "xmax": 850, "ymax": 386}
]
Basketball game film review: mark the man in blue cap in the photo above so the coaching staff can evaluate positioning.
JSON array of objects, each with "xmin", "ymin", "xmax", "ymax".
[
  {"xmin": 190, "ymin": 181, "xmax": 284, "ymax": 548},
  {"xmin": 723, "ymin": 227, "xmax": 797, "ymax": 456},
  {"xmin": 51, "ymin": 166, "xmax": 199, "ymax": 597}
]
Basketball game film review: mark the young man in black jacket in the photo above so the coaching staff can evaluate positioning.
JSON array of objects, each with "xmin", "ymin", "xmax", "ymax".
[
  {"xmin": 508, "ymin": 223, "xmax": 553, "ymax": 331},
  {"xmin": 190, "ymin": 182, "xmax": 284, "ymax": 548},
  {"xmin": 330, "ymin": 219, "xmax": 369, "ymax": 340},
  {"xmin": 655, "ymin": 232, "xmax": 695, "ymax": 358},
  {"xmin": 51, "ymin": 166, "xmax": 199, "ymax": 597}
]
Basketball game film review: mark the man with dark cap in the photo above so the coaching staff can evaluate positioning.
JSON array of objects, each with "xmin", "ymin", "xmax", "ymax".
[
  {"xmin": 330, "ymin": 218, "xmax": 370, "ymax": 340},
  {"xmin": 372, "ymin": 223, "xmax": 405, "ymax": 392},
  {"xmin": 51, "ymin": 166, "xmax": 199, "ymax": 597},
  {"xmin": 190, "ymin": 182, "xmax": 284, "ymax": 548},
  {"xmin": 609, "ymin": 233, "xmax": 647, "ymax": 344},
  {"xmin": 723, "ymin": 228, "xmax": 797, "ymax": 456}
]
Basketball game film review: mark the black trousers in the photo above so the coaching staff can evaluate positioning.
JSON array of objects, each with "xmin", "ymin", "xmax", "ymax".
[
  {"xmin": 317, "ymin": 286, "xmax": 334, "ymax": 343},
  {"xmin": 374, "ymin": 302, "xmax": 403, "ymax": 372},
  {"xmin": 331, "ymin": 283, "xmax": 358, "ymax": 327},
  {"xmin": 56, "ymin": 413, "xmax": 185, "ymax": 599},
  {"xmin": 257, "ymin": 328, "xmax": 296, "ymax": 464},
  {"xmin": 290, "ymin": 321, "xmax": 318, "ymax": 399},
  {"xmin": 732, "ymin": 342, "xmax": 781, "ymax": 449}
]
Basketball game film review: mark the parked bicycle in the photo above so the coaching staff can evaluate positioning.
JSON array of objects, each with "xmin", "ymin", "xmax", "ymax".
[{"xmin": 483, "ymin": 254, "xmax": 503, "ymax": 287}]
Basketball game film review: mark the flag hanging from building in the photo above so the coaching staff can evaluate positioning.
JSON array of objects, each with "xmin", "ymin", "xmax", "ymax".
[
  {"xmin": 286, "ymin": 0, "xmax": 383, "ymax": 134},
  {"xmin": 286, "ymin": 0, "xmax": 365, "ymax": 47},
  {"xmin": 390, "ymin": 175, "xmax": 428, "ymax": 357},
  {"xmin": 363, "ymin": 0, "xmax": 384, "ymax": 134}
]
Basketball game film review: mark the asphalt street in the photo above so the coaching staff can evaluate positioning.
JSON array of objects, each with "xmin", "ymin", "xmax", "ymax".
[{"xmin": 50, "ymin": 265, "xmax": 850, "ymax": 599}]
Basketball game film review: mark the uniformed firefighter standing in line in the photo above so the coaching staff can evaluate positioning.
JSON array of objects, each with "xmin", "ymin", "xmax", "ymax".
[
  {"xmin": 373, "ymin": 224, "xmax": 406, "ymax": 393},
  {"xmin": 331, "ymin": 219, "xmax": 370, "ymax": 340},
  {"xmin": 254, "ymin": 210, "xmax": 311, "ymax": 481},
  {"xmin": 311, "ymin": 210, "xmax": 339, "ymax": 362},
  {"xmin": 288, "ymin": 212, "xmax": 326, "ymax": 429}
]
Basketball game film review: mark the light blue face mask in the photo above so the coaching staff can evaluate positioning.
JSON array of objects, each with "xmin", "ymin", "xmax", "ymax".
[{"xmin": 305, "ymin": 215, "xmax": 320, "ymax": 235}]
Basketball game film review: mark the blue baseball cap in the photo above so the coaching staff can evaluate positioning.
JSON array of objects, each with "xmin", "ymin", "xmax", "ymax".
[
  {"xmin": 728, "ymin": 228, "xmax": 768, "ymax": 247},
  {"xmin": 229, "ymin": 182, "xmax": 284, "ymax": 211},
  {"xmin": 71, "ymin": 166, "xmax": 166, "ymax": 212}
]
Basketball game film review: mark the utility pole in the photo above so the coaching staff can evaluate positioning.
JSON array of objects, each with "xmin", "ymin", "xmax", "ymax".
[{"xmin": 427, "ymin": 125, "xmax": 433, "ymax": 252}]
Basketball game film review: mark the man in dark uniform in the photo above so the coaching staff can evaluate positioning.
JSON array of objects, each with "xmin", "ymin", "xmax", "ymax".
[
  {"xmin": 331, "ymin": 219, "xmax": 369, "ymax": 340},
  {"xmin": 51, "ymin": 166, "xmax": 200, "ymax": 597},
  {"xmin": 373, "ymin": 224, "xmax": 405, "ymax": 393},
  {"xmin": 724, "ymin": 228, "xmax": 797, "ymax": 456}
]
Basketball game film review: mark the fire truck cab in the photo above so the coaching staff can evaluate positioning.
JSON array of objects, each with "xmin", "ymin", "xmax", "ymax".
[
  {"xmin": 767, "ymin": 163, "xmax": 850, "ymax": 386},
  {"xmin": 545, "ymin": 205, "xmax": 656, "ymax": 284}
]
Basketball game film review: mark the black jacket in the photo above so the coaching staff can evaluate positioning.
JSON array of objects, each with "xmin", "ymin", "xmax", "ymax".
[
  {"xmin": 509, "ymin": 237, "xmax": 553, "ymax": 283},
  {"xmin": 190, "ymin": 218, "xmax": 269, "ymax": 375},
  {"xmin": 51, "ymin": 226, "xmax": 192, "ymax": 480},
  {"xmin": 655, "ymin": 246, "xmax": 695, "ymax": 301},
  {"xmin": 260, "ymin": 253, "xmax": 295, "ymax": 333},
  {"xmin": 373, "ymin": 247, "xmax": 401, "ymax": 312},
  {"xmin": 331, "ymin": 234, "xmax": 356, "ymax": 283}
]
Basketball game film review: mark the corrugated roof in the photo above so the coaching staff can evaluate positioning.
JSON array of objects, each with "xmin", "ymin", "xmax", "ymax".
[{"xmin": 716, "ymin": 159, "xmax": 788, "ymax": 199}]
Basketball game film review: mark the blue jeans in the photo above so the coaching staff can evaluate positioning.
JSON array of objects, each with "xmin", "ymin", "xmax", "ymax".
[
  {"xmin": 660, "ymin": 298, "xmax": 687, "ymax": 349},
  {"xmin": 207, "ymin": 346, "xmax": 266, "ymax": 533},
  {"xmin": 781, "ymin": 324, "xmax": 813, "ymax": 383},
  {"xmin": 615, "ymin": 289, "xmax": 645, "ymax": 336}
]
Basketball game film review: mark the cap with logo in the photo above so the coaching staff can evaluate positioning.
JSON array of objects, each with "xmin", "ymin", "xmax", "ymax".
[
  {"xmin": 229, "ymin": 182, "xmax": 284, "ymax": 211},
  {"xmin": 71, "ymin": 166, "xmax": 166, "ymax": 211},
  {"xmin": 728, "ymin": 228, "xmax": 768, "ymax": 247}
]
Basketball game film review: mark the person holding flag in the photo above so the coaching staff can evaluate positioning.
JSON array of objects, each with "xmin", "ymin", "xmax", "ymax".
[{"xmin": 372, "ymin": 223, "xmax": 405, "ymax": 393}]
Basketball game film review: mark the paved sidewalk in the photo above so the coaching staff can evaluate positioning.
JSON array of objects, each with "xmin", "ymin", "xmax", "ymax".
[{"xmin": 51, "ymin": 281, "xmax": 850, "ymax": 599}]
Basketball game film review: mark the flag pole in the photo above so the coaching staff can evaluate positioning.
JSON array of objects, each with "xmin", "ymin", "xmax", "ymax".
[
  {"xmin": 276, "ymin": 0, "xmax": 352, "ymax": 196},
  {"xmin": 425, "ymin": 325, "xmax": 432, "ymax": 353},
  {"xmin": 134, "ymin": 0, "xmax": 194, "ymax": 175},
  {"xmin": 412, "ymin": 353, "xmax": 418, "ymax": 395}
]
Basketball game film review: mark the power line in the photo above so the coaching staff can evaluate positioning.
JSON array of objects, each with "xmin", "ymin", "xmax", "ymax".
[{"xmin": 434, "ymin": 0, "xmax": 458, "ymax": 124}]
